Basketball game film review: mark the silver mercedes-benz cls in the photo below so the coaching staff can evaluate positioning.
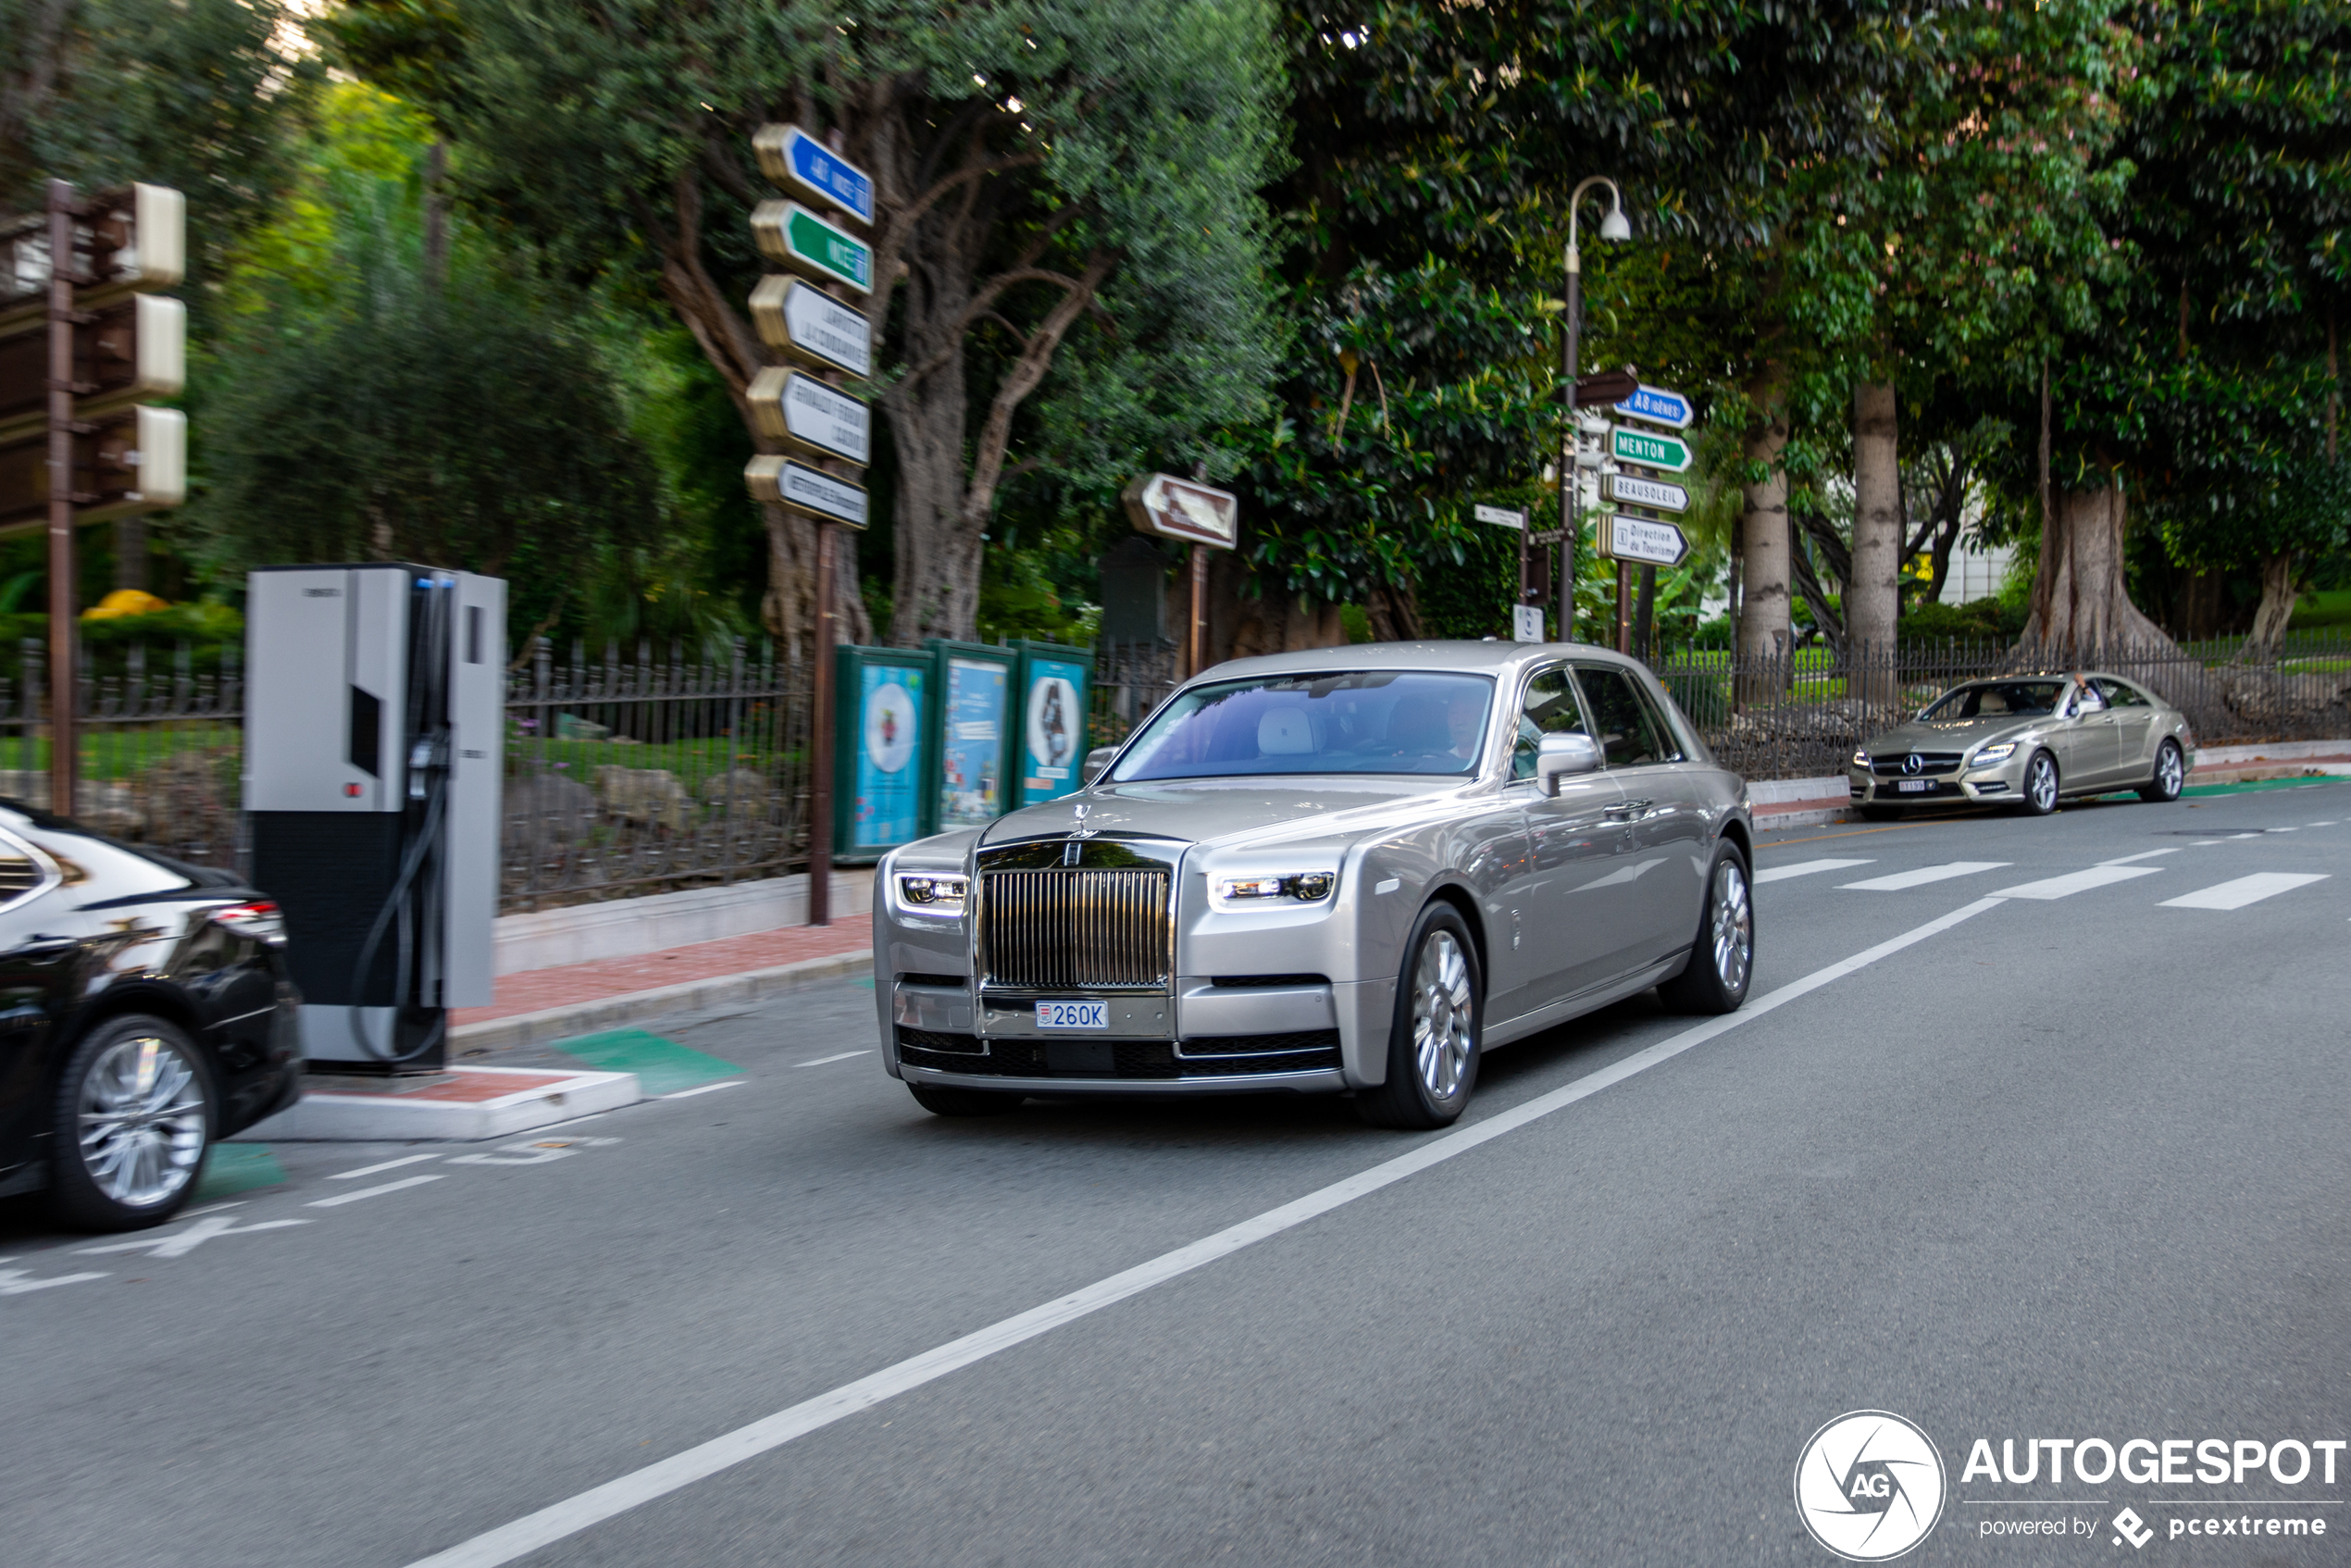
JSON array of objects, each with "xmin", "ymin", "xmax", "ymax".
[
  {"xmin": 874, "ymin": 641, "xmax": 1757, "ymax": 1129},
  {"xmin": 1848, "ymin": 671, "xmax": 2193, "ymax": 819}
]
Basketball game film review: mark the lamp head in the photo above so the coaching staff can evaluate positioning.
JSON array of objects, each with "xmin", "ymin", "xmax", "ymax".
[{"xmin": 1598, "ymin": 204, "xmax": 1632, "ymax": 243}]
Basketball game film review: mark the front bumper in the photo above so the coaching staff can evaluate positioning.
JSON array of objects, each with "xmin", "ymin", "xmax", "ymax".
[{"xmin": 1847, "ymin": 763, "xmax": 2021, "ymax": 806}]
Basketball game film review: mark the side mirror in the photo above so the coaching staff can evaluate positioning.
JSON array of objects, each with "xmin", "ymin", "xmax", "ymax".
[
  {"xmin": 1082, "ymin": 745, "xmax": 1117, "ymax": 785},
  {"xmin": 1535, "ymin": 732, "xmax": 1603, "ymax": 796}
]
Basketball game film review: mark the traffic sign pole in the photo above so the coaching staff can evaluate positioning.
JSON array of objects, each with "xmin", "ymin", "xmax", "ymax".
[{"xmin": 47, "ymin": 180, "xmax": 74, "ymax": 817}]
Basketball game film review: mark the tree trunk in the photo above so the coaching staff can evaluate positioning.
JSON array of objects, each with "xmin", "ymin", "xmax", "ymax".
[
  {"xmin": 1847, "ymin": 380, "xmax": 1900, "ymax": 680},
  {"xmin": 2243, "ymin": 553, "xmax": 2298, "ymax": 659},
  {"xmin": 113, "ymin": 515, "xmax": 147, "ymax": 594},
  {"xmin": 2021, "ymin": 479, "xmax": 2172, "ymax": 656},
  {"xmin": 1200, "ymin": 551, "xmax": 1348, "ymax": 664},
  {"xmin": 422, "ymin": 140, "xmax": 449, "ymax": 292},
  {"xmin": 1735, "ymin": 362, "xmax": 1791, "ymax": 697}
]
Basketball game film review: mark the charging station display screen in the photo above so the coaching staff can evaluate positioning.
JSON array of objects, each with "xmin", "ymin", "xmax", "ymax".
[
  {"xmin": 1018, "ymin": 653, "xmax": 1088, "ymax": 804},
  {"xmin": 938, "ymin": 657, "xmax": 1007, "ymax": 829},
  {"xmin": 851, "ymin": 664, "xmax": 927, "ymax": 850}
]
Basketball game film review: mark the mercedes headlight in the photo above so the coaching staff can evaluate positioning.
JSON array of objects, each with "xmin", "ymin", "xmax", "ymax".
[
  {"xmin": 894, "ymin": 873, "xmax": 968, "ymax": 915},
  {"xmin": 1851, "ymin": 750, "xmax": 1870, "ymax": 769},
  {"xmin": 1969, "ymin": 742, "xmax": 2017, "ymax": 768},
  {"xmin": 1213, "ymin": 871, "xmax": 1337, "ymax": 907}
]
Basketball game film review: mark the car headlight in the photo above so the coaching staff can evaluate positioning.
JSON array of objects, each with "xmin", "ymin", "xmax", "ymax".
[
  {"xmin": 894, "ymin": 873, "xmax": 968, "ymax": 915},
  {"xmin": 1852, "ymin": 750, "xmax": 1870, "ymax": 769},
  {"xmin": 1969, "ymin": 742, "xmax": 2017, "ymax": 768},
  {"xmin": 1213, "ymin": 871, "xmax": 1337, "ymax": 906}
]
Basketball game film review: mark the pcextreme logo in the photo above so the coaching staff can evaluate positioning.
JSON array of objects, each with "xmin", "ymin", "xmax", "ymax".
[{"xmin": 1795, "ymin": 1411, "xmax": 1949, "ymax": 1562}]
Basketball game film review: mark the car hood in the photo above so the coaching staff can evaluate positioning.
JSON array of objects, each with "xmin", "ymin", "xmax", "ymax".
[
  {"xmin": 978, "ymin": 775, "xmax": 1462, "ymax": 852},
  {"xmin": 1864, "ymin": 715, "xmax": 2046, "ymax": 755}
]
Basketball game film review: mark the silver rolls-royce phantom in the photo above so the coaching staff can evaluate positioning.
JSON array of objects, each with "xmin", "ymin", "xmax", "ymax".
[{"xmin": 874, "ymin": 641, "xmax": 1756, "ymax": 1128}]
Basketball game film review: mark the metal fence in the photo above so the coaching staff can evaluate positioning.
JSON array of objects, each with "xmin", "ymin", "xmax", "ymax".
[
  {"xmin": 0, "ymin": 635, "xmax": 815, "ymax": 913},
  {"xmin": 1655, "ymin": 637, "xmax": 2351, "ymax": 781},
  {"xmin": 4, "ymin": 630, "xmax": 2339, "ymax": 910}
]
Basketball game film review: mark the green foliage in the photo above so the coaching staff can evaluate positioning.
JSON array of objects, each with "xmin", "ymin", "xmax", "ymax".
[
  {"xmin": 192, "ymin": 86, "xmax": 666, "ymax": 649},
  {"xmin": 1898, "ymin": 598, "xmax": 2029, "ymax": 646}
]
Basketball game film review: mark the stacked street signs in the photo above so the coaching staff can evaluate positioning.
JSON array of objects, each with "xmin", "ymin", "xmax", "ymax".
[
  {"xmin": 1598, "ymin": 380, "xmax": 1693, "ymax": 567},
  {"xmin": 744, "ymin": 128, "xmax": 874, "ymax": 529}
]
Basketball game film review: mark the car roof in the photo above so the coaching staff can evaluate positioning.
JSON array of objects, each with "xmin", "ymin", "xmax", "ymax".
[{"xmin": 1196, "ymin": 640, "xmax": 1645, "ymax": 684}]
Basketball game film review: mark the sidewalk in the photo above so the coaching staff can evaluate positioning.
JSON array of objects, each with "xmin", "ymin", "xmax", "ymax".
[{"xmin": 453, "ymin": 919, "xmax": 875, "ymax": 1051}]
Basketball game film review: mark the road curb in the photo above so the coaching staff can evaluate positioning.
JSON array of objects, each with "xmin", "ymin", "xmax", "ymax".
[{"xmin": 452, "ymin": 948, "xmax": 877, "ymax": 1052}]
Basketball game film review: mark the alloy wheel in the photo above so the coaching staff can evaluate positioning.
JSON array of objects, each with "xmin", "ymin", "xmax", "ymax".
[
  {"xmin": 77, "ymin": 1033, "xmax": 206, "ymax": 1208},
  {"xmin": 2029, "ymin": 755, "xmax": 2059, "ymax": 813},
  {"xmin": 1710, "ymin": 860, "xmax": 1752, "ymax": 993},
  {"xmin": 2158, "ymin": 744, "xmax": 2183, "ymax": 796},
  {"xmin": 1412, "ymin": 928, "xmax": 1474, "ymax": 1102}
]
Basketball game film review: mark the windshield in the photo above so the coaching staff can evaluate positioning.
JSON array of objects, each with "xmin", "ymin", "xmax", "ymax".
[
  {"xmin": 1921, "ymin": 679, "xmax": 2065, "ymax": 721},
  {"xmin": 1112, "ymin": 671, "xmax": 1497, "ymax": 781}
]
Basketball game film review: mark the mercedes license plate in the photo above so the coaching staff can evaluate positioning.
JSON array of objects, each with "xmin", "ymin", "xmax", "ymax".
[
  {"xmin": 1035, "ymin": 1000, "xmax": 1108, "ymax": 1030},
  {"xmin": 1897, "ymin": 778, "xmax": 1933, "ymax": 792}
]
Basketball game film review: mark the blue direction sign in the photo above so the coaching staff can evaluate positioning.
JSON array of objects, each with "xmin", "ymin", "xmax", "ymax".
[
  {"xmin": 754, "ymin": 125, "xmax": 875, "ymax": 226},
  {"xmin": 1612, "ymin": 383, "xmax": 1694, "ymax": 430}
]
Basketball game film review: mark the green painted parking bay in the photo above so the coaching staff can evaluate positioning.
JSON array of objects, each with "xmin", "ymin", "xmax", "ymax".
[{"xmin": 554, "ymin": 1029, "xmax": 743, "ymax": 1096}]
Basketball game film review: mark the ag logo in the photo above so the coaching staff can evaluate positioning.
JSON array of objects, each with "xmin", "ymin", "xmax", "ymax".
[{"xmin": 1794, "ymin": 1411, "xmax": 1947, "ymax": 1562}]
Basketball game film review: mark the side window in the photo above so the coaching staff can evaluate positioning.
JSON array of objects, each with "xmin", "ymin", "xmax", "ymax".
[
  {"xmin": 2071, "ymin": 682, "xmax": 2108, "ymax": 714},
  {"xmin": 1511, "ymin": 664, "xmax": 1590, "ymax": 780},
  {"xmin": 1572, "ymin": 665, "xmax": 1678, "ymax": 767},
  {"xmin": 2095, "ymin": 678, "xmax": 2148, "ymax": 708}
]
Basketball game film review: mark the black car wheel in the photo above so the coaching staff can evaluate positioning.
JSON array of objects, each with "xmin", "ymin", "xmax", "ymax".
[
  {"xmin": 1357, "ymin": 902, "xmax": 1482, "ymax": 1130},
  {"xmin": 2014, "ymin": 751, "xmax": 2060, "ymax": 816},
  {"xmin": 907, "ymin": 1082, "xmax": 1021, "ymax": 1117},
  {"xmin": 50, "ymin": 1014, "xmax": 214, "ymax": 1232},
  {"xmin": 2138, "ymin": 740, "xmax": 2185, "ymax": 803},
  {"xmin": 1659, "ymin": 845, "xmax": 1754, "ymax": 1014}
]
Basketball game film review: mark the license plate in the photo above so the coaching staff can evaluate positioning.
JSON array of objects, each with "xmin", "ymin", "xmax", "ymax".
[
  {"xmin": 1897, "ymin": 779, "xmax": 1933, "ymax": 793},
  {"xmin": 1034, "ymin": 1000, "xmax": 1108, "ymax": 1030}
]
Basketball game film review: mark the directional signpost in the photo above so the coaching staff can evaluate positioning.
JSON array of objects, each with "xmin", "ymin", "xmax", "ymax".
[
  {"xmin": 1473, "ymin": 504, "xmax": 1525, "ymax": 529},
  {"xmin": 1123, "ymin": 473, "xmax": 1240, "ymax": 675},
  {"xmin": 748, "ymin": 368, "xmax": 871, "ymax": 465},
  {"xmin": 743, "ymin": 128, "xmax": 878, "ymax": 925},
  {"xmin": 1600, "ymin": 380, "xmax": 1696, "ymax": 654},
  {"xmin": 753, "ymin": 125, "xmax": 876, "ymax": 225},
  {"xmin": 750, "ymin": 276, "xmax": 872, "ymax": 378},
  {"xmin": 753, "ymin": 201, "xmax": 873, "ymax": 295}
]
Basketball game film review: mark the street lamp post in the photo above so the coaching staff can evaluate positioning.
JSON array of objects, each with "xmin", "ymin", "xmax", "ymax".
[{"xmin": 1557, "ymin": 176, "xmax": 1631, "ymax": 643}]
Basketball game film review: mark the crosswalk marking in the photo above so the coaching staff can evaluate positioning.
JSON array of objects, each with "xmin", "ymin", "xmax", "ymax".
[
  {"xmin": 1755, "ymin": 858, "xmax": 1874, "ymax": 885},
  {"xmin": 1838, "ymin": 862, "xmax": 2009, "ymax": 891},
  {"xmin": 2159, "ymin": 873, "xmax": 2331, "ymax": 911},
  {"xmin": 1991, "ymin": 865, "xmax": 2166, "ymax": 901},
  {"xmin": 2100, "ymin": 849, "xmax": 2179, "ymax": 865}
]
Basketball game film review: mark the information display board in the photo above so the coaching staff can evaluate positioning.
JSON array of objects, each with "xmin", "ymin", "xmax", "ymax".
[
  {"xmin": 832, "ymin": 645, "xmax": 931, "ymax": 861},
  {"xmin": 926, "ymin": 640, "xmax": 1015, "ymax": 833},
  {"xmin": 1009, "ymin": 641, "xmax": 1094, "ymax": 808}
]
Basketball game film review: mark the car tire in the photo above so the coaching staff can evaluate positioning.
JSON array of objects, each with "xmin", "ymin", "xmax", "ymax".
[
  {"xmin": 1356, "ymin": 902, "xmax": 1482, "ymax": 1131},
  {"xmin": 1856, "ymin": 803, "xmax": 1902, "ymax": 821},
  {"xmin": 907, "ymin": 1082, "xmax": 1021, "ymax": 1117},
  {"xmin": 1658, "ymin": 844, "xmax": 1754, "ymax": 1014},
  {"xmin": 2138, "ymin": 740, "xmax": 2185, "ymax": 803},
  {"xmin": 48, "ymin": 1014, "xmax": 214, "ymax": 1233},
  {"xmin": 2012, "ymin": 751, "xmax": 2060, "ymax": 816}
]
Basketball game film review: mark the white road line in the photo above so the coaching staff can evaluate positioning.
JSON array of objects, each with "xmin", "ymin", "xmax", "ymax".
[
  {"xmin": 1991, "ymin": 865, "xmax": 2167, "ymax": 901},
  {"xmin": 2100, "ymin": 848, "xmax": 2179, "ymax": 865},
  {"xmin": 399, "ymin": 896, "xmax": 2005, "ymax": 1568},
  {"xmin": 662, "ymin": 1080, "xmax": 748, "ymax": 1099},
  {"xmin": 330, "ymin": 1153, "xmax": 441, "ymax": 1181},
  {"xmin": 1839, "ymin": 862, "xmax": 2009, "ymax": 891},
  {"xmin": 77, "ymin": 1215, "xmax": 308, "ymax": 1258},
  {"xmin": 0, "ymin": 1260, "xmax": 109, "ymax": 1295},
  {"xmin": 2159, "ymin": 872, "xmax": 2331, "ymax": 911},
  {"xmin": 306, "ymin": 1175, "xmax": 445, "ymax": 1208},
  {"xmin": 1754, "ymin": 858, "xmax": 1874, "ymax": 884},
  {"xmin": 2228, "ymin": 832, "xmax": 2261, "ymax": 840},
  {"xmin": 2191, "ymin": 840, "xmax": 2225, "ymax": 845},
  {"xmin": 796, "ymin": 1052, "xmax": 872, "ymax": 1068},
  {"xmin": 2312, "ymin": 821, "xmax": 2338, "ymax": 827}
]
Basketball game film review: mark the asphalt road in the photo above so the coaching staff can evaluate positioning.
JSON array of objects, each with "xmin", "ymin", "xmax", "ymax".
[{"xmin": 6, "ymin": 780, "xmax": 2348, "ymax": 1567}]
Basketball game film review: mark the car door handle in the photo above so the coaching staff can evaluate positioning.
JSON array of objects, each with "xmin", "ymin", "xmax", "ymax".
[{"xmin": 1603, "ymin": 802, "xmax": 1647, "ymax": 822}]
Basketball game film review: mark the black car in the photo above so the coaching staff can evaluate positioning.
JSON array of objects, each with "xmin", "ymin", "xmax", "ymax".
[{"xmin": 0, "ymin": 801, "xmax": 301, "ymax": 1232}]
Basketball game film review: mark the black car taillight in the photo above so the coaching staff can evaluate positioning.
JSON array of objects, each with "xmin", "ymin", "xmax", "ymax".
[{"xmin": 210, "ymin": 901, "xmax": 288, "ymax": 947}]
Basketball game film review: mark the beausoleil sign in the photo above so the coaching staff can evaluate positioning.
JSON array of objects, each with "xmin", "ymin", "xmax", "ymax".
[{"xmin": 753, "ymin": 125, "xmax": 876, "ymax": 226}]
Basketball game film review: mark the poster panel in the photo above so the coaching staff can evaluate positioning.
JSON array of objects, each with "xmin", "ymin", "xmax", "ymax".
[
  {"xmin": 842, "ymin": 655, "xmax": 927, "ymax": 855},
  {"xmin": 937, "ymin": 653, "xmax": 1010, "ymax": 829},
  {"xmin": 1014, "ymin": 642, "xmax": 1093, "ymax": 806}
]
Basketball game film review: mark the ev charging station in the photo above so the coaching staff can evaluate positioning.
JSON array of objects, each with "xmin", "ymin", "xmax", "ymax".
[{"xmin": 244, "ymin": 564, "xmax": 505, "ymax": 1073}]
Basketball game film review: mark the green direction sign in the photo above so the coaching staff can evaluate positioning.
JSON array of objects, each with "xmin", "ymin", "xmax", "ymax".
[
  {"xmin": 753, "ymin": 201, "xmax": 873, "ymax": 295},
  {"xmin": 1609, "ymin": 426, "xmax": 1693, "ymax": 473}
]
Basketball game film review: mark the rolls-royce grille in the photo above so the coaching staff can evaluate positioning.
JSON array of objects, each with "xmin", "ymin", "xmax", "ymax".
[{"xmin": 980, "ymin": 868, "xmax": 1171, "ymax": 989}]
